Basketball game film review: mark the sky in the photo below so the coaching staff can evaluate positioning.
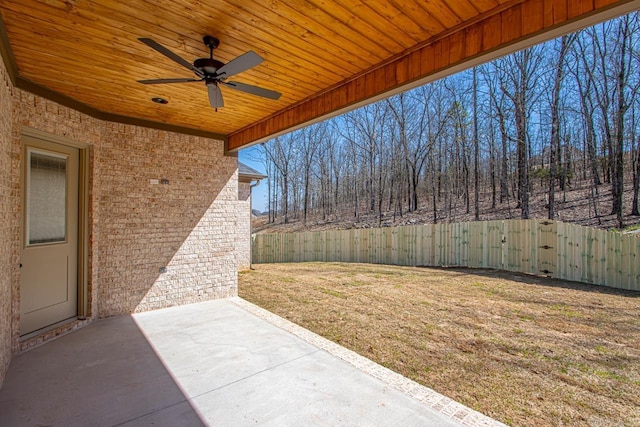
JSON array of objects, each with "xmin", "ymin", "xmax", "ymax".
[{"xmin": 238, "ymin": 145, "xmax": 269, "ymax": 212}]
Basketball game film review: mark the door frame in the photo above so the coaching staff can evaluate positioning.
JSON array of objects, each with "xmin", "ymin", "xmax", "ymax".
[{"xmin": 21, "ymin": 127, "xmax": 90, "ymax": 323}]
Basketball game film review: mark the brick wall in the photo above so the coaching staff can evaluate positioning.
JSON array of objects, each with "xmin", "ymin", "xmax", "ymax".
[
  {"xmin": 0, "ymin": 48, "xmax": 14, "ymax": 388},
  {"xmin": 97, "ymin": 123, "xmax": 238, "ymax": 315},
  {"xmin": 238, "ymin": 181, "xmax": 252, "ymax": 270},
  {"xmin": 1, "ymin": 57, "xmax": 241, "ymax": 375}
]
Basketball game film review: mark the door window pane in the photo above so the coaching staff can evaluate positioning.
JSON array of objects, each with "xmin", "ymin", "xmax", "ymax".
[{"xmin": 27, "ymin": 151, "xmax": 67, "ymax": 245}]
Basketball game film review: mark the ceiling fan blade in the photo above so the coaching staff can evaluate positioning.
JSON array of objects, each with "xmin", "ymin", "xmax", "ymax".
[
  {"xmin": 208, "ymin": 84, "xmax": 224, "ymax": 108},
  {"xmin": 137, "ymin": 78, "xmax": 201, "ymax": 84},
  {"xmin": 221, "ymin": 81, "xmax": 281, "ymax": 100},
  {"xmin": 216, "ymin": 51, "xmax": 263, "ymax": 79},
  {"xmin": 138, "ymin": 38, "xmax": 203, "ymax": 77}
]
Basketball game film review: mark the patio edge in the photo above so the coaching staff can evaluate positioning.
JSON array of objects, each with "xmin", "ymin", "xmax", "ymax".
[{"xmin": 230, "ymin": 296, "xmax": 506, "ymax": 427}]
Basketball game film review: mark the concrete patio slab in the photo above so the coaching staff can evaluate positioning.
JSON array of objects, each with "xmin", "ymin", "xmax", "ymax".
[{"xmin": 0, "ymin": 298, "xmax": 503, "ymax": 426}]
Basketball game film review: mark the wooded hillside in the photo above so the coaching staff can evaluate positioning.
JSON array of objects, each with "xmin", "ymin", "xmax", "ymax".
[{"xmin": 251, "ymin": 13, "xmax": 640, "ymax": 233}]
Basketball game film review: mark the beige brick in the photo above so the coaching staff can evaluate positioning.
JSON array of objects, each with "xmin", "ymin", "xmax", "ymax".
[
  {"xmin": 0, "ymin": 52, "xmax": 245, "ymax": 386},
  {"xmin": 237, "ymin": 181, "xmax": 252, "ymax": 270},
  {"xmin": 0, "ymin": 42, "xmax": 14, "ymax": 388}
]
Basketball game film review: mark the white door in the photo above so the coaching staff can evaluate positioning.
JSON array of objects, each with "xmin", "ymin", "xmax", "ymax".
[{"xmin": 20, "ymin": 136, "xmax": 79, "ymax": 336}]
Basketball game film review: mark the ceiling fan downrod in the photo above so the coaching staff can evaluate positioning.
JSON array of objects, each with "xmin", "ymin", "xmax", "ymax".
[{"xmin": 203, "ymin": 35, "xmax": 220, "ymax": 57}]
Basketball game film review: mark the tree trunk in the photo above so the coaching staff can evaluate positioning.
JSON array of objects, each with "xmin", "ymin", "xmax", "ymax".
[
  {"xmin": 490, "ymin": 131, "xmax": 496, "ymax": 209},
  {"xmin": 612, "ymin": 17, "xmax": 629, "ymax": 227},
  {"xmin": 548, "ymin": 36, "xmax": 571, "ymax": 219},
  {"xmin": 303, "ymin": 170, "xmax": 310, "ymax": 225},
  {"xmin": 499, "ymin": 109, "xmax": 509, "ymax": 204},
  {"xmin": 473, "ymin": 67, "xmax": 480, "ymax": 220},
  {"xmin": 632, "ymin": 138, "xmax": 640, "ymax": 215},
  {"xmin": 515, "ymin": 95, "xmax": 529, "ymax": 219}
]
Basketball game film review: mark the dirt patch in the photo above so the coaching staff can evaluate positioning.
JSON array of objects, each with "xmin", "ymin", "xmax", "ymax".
[{"xmin": 239, "ymin": 263, "xmax": 640, "ymax": 426}]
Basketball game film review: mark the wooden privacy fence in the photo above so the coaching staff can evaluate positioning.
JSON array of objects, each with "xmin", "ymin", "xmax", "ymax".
[{"xmin": 252, "ymin": 220, "xmax": 640, "ymax": 291}]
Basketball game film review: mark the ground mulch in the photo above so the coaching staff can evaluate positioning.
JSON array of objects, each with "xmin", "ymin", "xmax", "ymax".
[{"xmin": 239, "ymin": 262, "xmax": 640, "ymax": 427}]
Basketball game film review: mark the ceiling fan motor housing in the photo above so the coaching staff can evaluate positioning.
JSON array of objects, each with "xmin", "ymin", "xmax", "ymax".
[{"xmin": 194, "ymin": 58, "xmax": 225, "ymax": 76}]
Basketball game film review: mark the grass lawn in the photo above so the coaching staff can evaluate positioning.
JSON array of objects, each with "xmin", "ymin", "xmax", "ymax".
[{"xmin": 239, "ymin": 262, "xmax": 640, "ymax": 427}]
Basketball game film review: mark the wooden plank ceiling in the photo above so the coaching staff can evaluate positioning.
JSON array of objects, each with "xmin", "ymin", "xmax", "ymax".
[{"xmin": 0, "ymin": 0, "xmax": 636, "ymax": 151}]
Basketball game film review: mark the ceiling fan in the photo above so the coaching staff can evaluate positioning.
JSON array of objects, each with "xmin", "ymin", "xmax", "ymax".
[{"xmin": 137, "ymin": 36, "xmax": 281, "ymax": 110}]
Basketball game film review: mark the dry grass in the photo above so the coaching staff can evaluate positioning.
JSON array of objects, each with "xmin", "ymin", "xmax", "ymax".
[{"xmin": 239, "ymin": 263, "xmax": 640, "ymax": 427}]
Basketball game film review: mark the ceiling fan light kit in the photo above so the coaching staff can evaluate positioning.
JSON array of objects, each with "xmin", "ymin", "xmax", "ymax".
[{"xmin": 137, "ymin": 35, "xmax": 281, "ymax": 110}]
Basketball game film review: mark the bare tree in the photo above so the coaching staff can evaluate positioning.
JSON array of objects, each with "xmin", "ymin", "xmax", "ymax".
[
  {"xmin": 297, "ymin": 123, "xmax": 327, "ymax": 225},
  {"xmin": 632, "ymin": 28, "xmax": 640, "ymax": 215},
  {"xmin": 473, "ymin": 67, "xmax": 480, "ymax": 220},
  {"xmin": 548, "ymin": 35, "xmax": 574, "ymax": 219},
  {"xmin": 496, "ymin": 47, "xmax": 543, "ymax": 219},
  {"xmin": 254, "ymin": 12, "xmax": 639, "ymax": 230},
  {"xmin": 481, "ymin": 64, "xmax": 511, "ymax": 205}
]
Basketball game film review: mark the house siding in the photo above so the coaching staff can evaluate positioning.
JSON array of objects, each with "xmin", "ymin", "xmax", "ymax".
[
  {"xmin": 0, "ymin": 54, "xmax": 241, "ymax": 382},
  {"xmin": 0, "ymin": 48, "xmax": 14, "ymax": 388}
]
